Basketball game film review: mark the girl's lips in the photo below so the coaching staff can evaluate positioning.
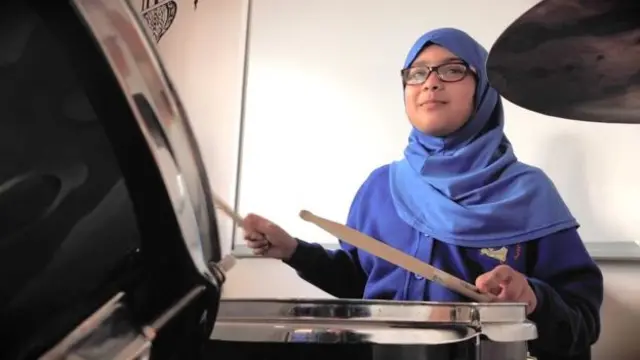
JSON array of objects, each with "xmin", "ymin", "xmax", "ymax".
[{"xmin": 421, "ymin": 100, "xmax": 448, "ymax": 109}]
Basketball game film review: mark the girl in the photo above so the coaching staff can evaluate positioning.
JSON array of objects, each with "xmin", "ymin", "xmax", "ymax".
[{"xmin": 242, "ymin": 28, "xmax": 603, "ymax": 360}]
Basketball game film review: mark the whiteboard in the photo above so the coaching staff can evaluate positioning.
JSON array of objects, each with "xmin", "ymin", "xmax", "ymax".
[{"xmin": 232, "ymin": 0, "xmax": 640, "ymax": 261}]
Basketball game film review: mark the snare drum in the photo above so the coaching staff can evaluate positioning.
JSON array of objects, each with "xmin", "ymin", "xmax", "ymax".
[
  {"xmin": 208, "ymin": 299, "xmax": 538, "ymax": 360},
  {"xmin": 1, "ymin": 1, "xmax": 227, "ymax": 359}
]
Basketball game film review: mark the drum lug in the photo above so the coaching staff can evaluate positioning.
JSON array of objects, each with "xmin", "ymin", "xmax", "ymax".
[
  {"xmin": 207, "ymin": 254, "xmax": 237, "ymax": 288},
  {"xmin": 470, "ymin": 306, "xmax": 482, "ymax": 328}
]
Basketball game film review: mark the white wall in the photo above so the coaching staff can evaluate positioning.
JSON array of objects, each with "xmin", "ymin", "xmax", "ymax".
[
  {"xmin": 234, "ymin": 0, "xmax": 640, "ymax": 260},
  {"xmin": 141, "ymin": 0, "xmax": 640, "ymax": 359}
]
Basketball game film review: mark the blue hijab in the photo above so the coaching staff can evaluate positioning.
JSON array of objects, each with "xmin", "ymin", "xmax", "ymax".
[{"xmin": 389, "ymin": 28, "xmax": 578, "ymax": 248}]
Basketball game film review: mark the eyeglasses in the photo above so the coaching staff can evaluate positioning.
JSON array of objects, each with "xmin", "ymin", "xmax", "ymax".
[{"xmin": 401, "ymin": 62, "xmax": 470, "ymax": 85}]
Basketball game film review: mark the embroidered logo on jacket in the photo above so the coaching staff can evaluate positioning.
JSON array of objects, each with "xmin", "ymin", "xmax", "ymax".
[{"xmin": 479, "ymin": 247, "xmax": 508, "ymax": 263}]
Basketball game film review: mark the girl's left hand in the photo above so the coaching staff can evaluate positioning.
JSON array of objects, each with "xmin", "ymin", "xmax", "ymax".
[{"xmin": 475, "ymin": 264, "xmax": 538, "ymax": 314}]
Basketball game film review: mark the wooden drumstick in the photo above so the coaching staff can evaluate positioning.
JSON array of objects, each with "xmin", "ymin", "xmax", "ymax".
[
  {"xmin": 299, "ymin": 210, "xmax": 494, "ymax": 303},
  {"xmin": 212, "ymin": 194, "xmax": 245, "ymax": 227}
]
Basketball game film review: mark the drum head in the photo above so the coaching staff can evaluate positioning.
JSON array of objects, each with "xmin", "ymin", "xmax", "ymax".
[
  {"xmin": 487, "ymin": 0, "xmax": 640, "ymax": 123},
  {"xmin": 1, "ymin": 0, "xmax": 223, "ymax": 358}
]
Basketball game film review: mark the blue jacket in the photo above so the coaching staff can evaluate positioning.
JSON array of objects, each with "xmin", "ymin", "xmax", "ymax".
[{"xmin": 285, "ymin": 165, "xmax": 604, "ymax": 360}]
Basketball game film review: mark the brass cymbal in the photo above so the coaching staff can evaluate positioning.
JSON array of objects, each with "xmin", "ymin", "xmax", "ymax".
[{"xmin": 486, "ymin": 0, "xmax": 640, "ymax": 124}]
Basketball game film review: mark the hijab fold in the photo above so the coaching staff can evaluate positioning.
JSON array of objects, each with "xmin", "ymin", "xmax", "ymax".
[{"xmin": 389, "ymin": 28, "xmax": 577, "ymax": 248}]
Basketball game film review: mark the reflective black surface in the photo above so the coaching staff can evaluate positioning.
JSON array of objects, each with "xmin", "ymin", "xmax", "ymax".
[
  {"xmin": 0, "ymin": 1, "xmax": 218, "ymax": 359},
  {"xmin": 205, "ymin": 340, "xmax": 478, "ymax": 360},
  {"xmin": 487, "ymin": 0, "xmax": 640, "ymax": 123}
]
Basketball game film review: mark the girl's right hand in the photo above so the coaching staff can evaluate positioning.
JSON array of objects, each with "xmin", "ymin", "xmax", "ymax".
[{"xmin": 242, "ymin": 213, "xmax": 298, "ymax": 260}]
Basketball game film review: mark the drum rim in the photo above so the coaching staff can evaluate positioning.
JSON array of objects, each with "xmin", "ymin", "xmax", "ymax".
[
  {"xmin": 216, "ymin": 298, "xmax": 530, "ymax": 325},
  {"xmin": 71, "ymin": 0, "xmax": 223, "ymax": 285}
]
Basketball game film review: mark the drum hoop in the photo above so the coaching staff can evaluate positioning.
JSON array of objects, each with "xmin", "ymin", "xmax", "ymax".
[
  {"xmin": 71, "ymin": 0, "xmax": 223, "ymax": 286},
  {"xmin": 216, "ymin": 298, "xmax": 530, "ymax": 325}
]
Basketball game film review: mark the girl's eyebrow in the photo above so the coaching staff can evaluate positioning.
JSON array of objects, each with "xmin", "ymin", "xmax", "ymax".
[{"xmin": 411, "ymin": 57, "xmax": 463, "ymax": 67}]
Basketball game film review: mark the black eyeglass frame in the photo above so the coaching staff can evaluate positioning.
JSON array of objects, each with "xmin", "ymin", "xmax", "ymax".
[{"xmin": 400, "ymin": 61, "xmax": 474, "ymax": 86}]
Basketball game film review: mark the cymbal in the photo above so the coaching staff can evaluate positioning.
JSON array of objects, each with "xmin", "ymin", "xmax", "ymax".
[{"xmin": 486, "ymin": 0, "xmax": 640, "ymax": 124}]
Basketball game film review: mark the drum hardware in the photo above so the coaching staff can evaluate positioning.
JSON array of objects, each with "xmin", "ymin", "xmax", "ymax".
[
  {"xmin": 210, "ymin": 299, "xmax": 538, "ymax": 359},
  {"xmin": 39, "ymin": 252, "xmax": 236, "ymax": 360},
  {"xmin": 2, "ymin": 0, "xmax": 228, "ymax": 358},
  {"xmin": 41, "ymin": 285, "xmax": 205, "ymax": 360},
  {"xmin": 214, "ymin": 254, "xmax": 237, "ymax": 274},
  {"xmin": 66, "ymin": 0, "xmax": 223, "ymax": 274},
  {"xmin": 208, "ymin": 254, "xmax": 238, "ymax": 286},
  {"xmin": 486, "ymin": 0, "xmax": 640, "ymax": 124},
  {"xmin": 469, "ymin": 306, "xmax": 481, "ymax": 328},
  {"xmin": 38, "ymin": 252, "xmax": 235, "ymax": 360},
  {"xmin": 213, "ymin": 299, "xmax": 536, "ymax": 339},
  {"xmin": 299, "ymin": 210, "xmax": 495, "ymax": 303}
]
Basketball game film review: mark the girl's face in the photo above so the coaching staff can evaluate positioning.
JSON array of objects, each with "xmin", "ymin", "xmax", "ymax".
[{"xmin": 403, "ymin": 45, "xmax": 476, "ymax": 137}]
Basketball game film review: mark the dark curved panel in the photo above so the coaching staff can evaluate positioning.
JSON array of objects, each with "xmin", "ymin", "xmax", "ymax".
[{"xmin": 0, "ymin": 1, "xmax": 217, "ymax": 359}]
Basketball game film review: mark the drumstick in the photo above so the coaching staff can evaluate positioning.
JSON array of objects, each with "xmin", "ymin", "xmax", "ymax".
[
  {"xmin": 213, "ymin": 193, "xmax": 245, "ymax": 227},
  {"xmin": 299, "ymin": 210, "xmax": 494, "ymax": 303}
]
